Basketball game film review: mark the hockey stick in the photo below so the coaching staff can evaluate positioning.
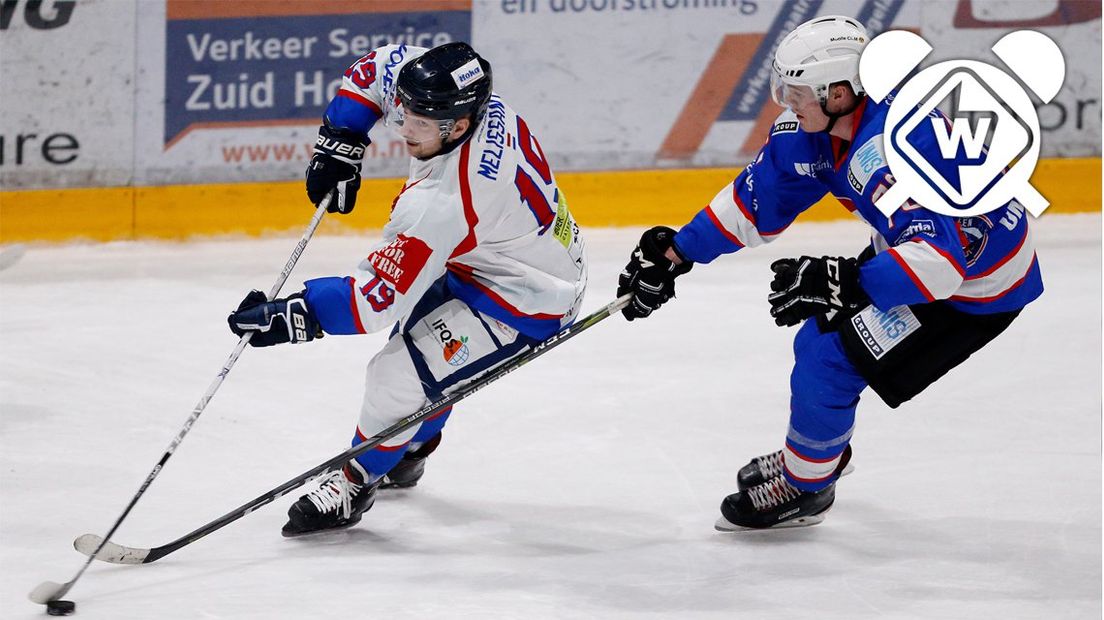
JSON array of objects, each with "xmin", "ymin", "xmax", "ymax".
[
  {"xmin": 29, "ymin": 195, "xmax": 333, "ymax": 606},
  {"xmin": 73, "ymin": 294, "xmax": 631, "ymax": 566}
]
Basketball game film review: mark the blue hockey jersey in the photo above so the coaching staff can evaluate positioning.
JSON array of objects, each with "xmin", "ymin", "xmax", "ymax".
[{"xmin": 673, "ymin": 97, "xmax": 1042, "ymax": 315}]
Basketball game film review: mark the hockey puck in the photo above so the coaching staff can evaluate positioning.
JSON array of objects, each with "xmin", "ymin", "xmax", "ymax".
[{"xmin": 46, "ymin": 600, "xmax": 76, "ymax": 616}]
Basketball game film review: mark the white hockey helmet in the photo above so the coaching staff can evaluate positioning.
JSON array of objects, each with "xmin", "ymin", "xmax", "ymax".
[{"xmin": 771, "ymin": 15, "xmax": 869, "ymax": 108}]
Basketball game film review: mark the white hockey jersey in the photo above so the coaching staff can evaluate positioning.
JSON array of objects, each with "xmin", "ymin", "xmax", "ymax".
[{"xmin": 303, "ymin": 45, "xmax": 587, "ymax": 340}]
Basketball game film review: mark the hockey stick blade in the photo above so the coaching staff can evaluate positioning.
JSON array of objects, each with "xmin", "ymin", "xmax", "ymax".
[
  {"xmin": 74, "ymin": 534, "xmax": 151, "ymax": 565},
  {"xmin": 28, "ymin": 580, "xmax": 68, "ymax": 605}
]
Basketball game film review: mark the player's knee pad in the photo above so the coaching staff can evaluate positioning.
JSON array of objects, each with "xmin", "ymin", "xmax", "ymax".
[
  {"xmin": 790, "ymin": 325, "xmax": 865, "ymax": 410},
  {"xmin": 359, "ymin": 335, "xmax": 431, "ymax": 431},
  {"xmin": 791, "ymin": 318, "xmax": 823, "ymax": 357}
]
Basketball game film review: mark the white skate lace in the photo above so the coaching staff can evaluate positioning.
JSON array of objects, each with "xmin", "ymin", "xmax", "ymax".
[
  {"xmin": 755, "ymin": 450, "xmax": 784, "ymax": 480},
  {"xmin": 305, "ymin": 470, "xmax": 362, "ymax": 519},
  {"xmin": 746, "ymin": 476, "xmax": 801, "ymax": 511}
]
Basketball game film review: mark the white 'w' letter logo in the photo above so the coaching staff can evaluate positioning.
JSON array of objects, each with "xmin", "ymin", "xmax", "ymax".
[{"xmin": 931, "ymin": 116, "xmax": 991, "ymax": 160}]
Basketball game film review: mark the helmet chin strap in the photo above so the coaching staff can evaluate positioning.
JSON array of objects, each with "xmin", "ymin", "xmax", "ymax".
[{"xmin": 818, "ymin": 96, "xmax": 862, "ymax": 134}]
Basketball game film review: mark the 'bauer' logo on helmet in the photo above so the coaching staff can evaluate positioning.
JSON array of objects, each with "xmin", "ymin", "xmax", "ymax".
[{"xmin": 451, "ymin": 59, "xmax": 485, "ymax": 89}]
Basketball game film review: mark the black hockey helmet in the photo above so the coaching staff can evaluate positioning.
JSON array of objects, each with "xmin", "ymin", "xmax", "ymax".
[{"xmin": 396, "ymin": 42, "xmax": 493, "ymax": 123}]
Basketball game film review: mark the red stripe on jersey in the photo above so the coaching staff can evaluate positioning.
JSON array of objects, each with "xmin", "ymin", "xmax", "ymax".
[
  {"xmin": 358, "ymin": 426, "xmax": 407, "ymax": 451},
  {"xmin": 447, "ymin": 263, "xmax": 564, "ymax": 320},
  {"xmin": 732, "ymin": 185, "xmax": 789, "ymax": 236},
  {"xmin": 836, "ymin": 195, "xmax": 858, "ymax": 213},
  {"xmin": 376, "ymin": 442, "xmax": 409, "ymax": 452},
  {"xmin": 782, "ymin": 464, "xmax": 835, "ymax": 484},
  {"xmin": 390, "ymin": 174, "xmax": 429, "ymax": 214},
  {"xmin": 450, "ymin": 140, "xmax": 479, "ymax": 259},
  {"xmin": 830, "ymin": 99, "xmax": 867, "ymax": 171},
  {"xmin": 785, "ymin": 442, "xmax": 842, "ymax": 464},
  {"xmin": 967, "ymin": 225, "xmax": 1028, "ymax": 280},
  {"xmin": 916, "ymin": 239, "xmax": 965, "ymax": 278},
  {"xmin": 848, "ymin": 99, "xmax": 867, "ymax": 144},
  {"xmin": 888, "ymin": 248, "xmax": 935, "ymax": 302},
  {"xmin": 426, "ymin": 406, "xmax": 453, "ymax": 423},
  {"xmin": 731, "ymin": 183, "xmax": 757, "ymax": 227},
  {"xmin": 347, "ymin": 277, "xmax": 367, "ymax": 334},
  {"xmin": 705, "ymin": 205, "xmax": 745, "ymax": 248},
  {"xmin": 950, "ymin": 254, "xmax": 1037, "ymax": 302},
  {"xmin": 337, "ymin": 89, "xmax": 382, "ymax": 116},
  {"xmin": 446, "ymin": 261, "xmax": 475, "ymax": 278}
]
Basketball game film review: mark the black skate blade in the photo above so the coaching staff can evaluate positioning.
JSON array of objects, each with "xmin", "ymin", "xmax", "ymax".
[
  {"xmin": 378, "ymin": 480, "xmax": 418, "ymax": 490},
  {"xmin": 713, "ymin": 513, "xmax": 826, "ymax": 532}
]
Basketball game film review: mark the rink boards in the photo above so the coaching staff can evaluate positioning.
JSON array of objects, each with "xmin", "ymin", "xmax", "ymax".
[{"xmin": 1, "ymin": 157, "xmax": 1100, "ymax": 242}]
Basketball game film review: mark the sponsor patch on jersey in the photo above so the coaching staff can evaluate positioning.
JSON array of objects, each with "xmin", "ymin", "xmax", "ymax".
[
  {"xmin": 847, "ymin": 136, "xmax": 887, "ymax": 194},
  {"xmin": 892, "ymin": 219, "xmax": 937, "ymax": 245},
  {"xmin": 849, "ymin": 304, "xmax": 920, "ymax": 360},
  {"xmin": 772, "ymin": 121, "xmax": 799, "ymax": 134},
  {"xmin": 451, "ymin": 59, "xmax": 485, "ymax": 89},
  {"xmin": 430, "ymin": 317, "xmax": 471, "ymax": 367},
  {"xmin": 551, "ymin": 191, "xmax": 577, "ymax": 249},
  {"xmin": 367, "ymin": 234, "xmax": 432, "ymax": 295},
  {"xmin": 959, "ymin": 214, "xmax": 994, "ymax": 267},
  {"xmin": 794, "ymin": 158, "xmax": 831, "ymax": 178},
  {"xmin": 409, "ymin": 300, "xmax": 498, "ymax": 382}
]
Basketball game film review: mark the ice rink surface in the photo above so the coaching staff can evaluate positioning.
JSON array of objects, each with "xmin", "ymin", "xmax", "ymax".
[{"xmin": 1, "ymin": 214, "xmax": 1100, "ymax": 619}]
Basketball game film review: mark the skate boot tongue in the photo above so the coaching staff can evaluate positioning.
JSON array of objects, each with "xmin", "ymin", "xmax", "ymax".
[
  {"xmin": 282, "ymin": 468, "xmax": 378, "ymax": 537},
  {"xmin": 737, "ymin": 450, "xmax": 784, "ymax": 491},
  {"xmin": 305, "ymin": 470, "xmax": 363, "ymax": 519}
]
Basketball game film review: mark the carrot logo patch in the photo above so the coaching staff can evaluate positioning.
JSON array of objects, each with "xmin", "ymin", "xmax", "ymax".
[
  {"xmin": 431, "ymin": 317, "xmax": 471, "ymax": 367},
  {"xmin": 443, "ymin": 337, "xmax": 470, "ymax": 366}
]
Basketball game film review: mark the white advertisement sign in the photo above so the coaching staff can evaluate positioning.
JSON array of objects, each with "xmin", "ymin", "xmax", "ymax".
[
  {"xmin": 1, "ymin": 0, "xmax": 1099, "ymax": 190},
  {"xmin": 0, "ymin": 0, "xmax": 135, "ymax": 189}
]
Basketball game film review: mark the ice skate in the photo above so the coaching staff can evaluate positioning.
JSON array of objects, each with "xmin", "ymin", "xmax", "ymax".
[
  {"xmin": 380, "ymin": 432, "xmax": 442, "ymax": 490},
  {"xmin": 737, "ymin": 444, "xmax": 854, "ymax": 491},
  {"xmin": 282, "ymin": 466, "xmax": 380, "ymax": 537},
  {"xmin": 715, "ymin": 474, "xmax": 835, "ymax": 531}
]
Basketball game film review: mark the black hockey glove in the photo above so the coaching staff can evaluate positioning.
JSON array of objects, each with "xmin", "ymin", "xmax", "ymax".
[
  {"xmin": 306, "ymin": 123, "xmax": 368, "ymax": 214},
  {"xmin": 767, "ymin": 256, "xmax": 868, "ymax": 330},
  {"xmin": 617, "ymin": 226, "xmax": 693, "ymax": 321},
  {"xmin": 228, "ymin": 290, "xmax": 323, "ymax": 347}
]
